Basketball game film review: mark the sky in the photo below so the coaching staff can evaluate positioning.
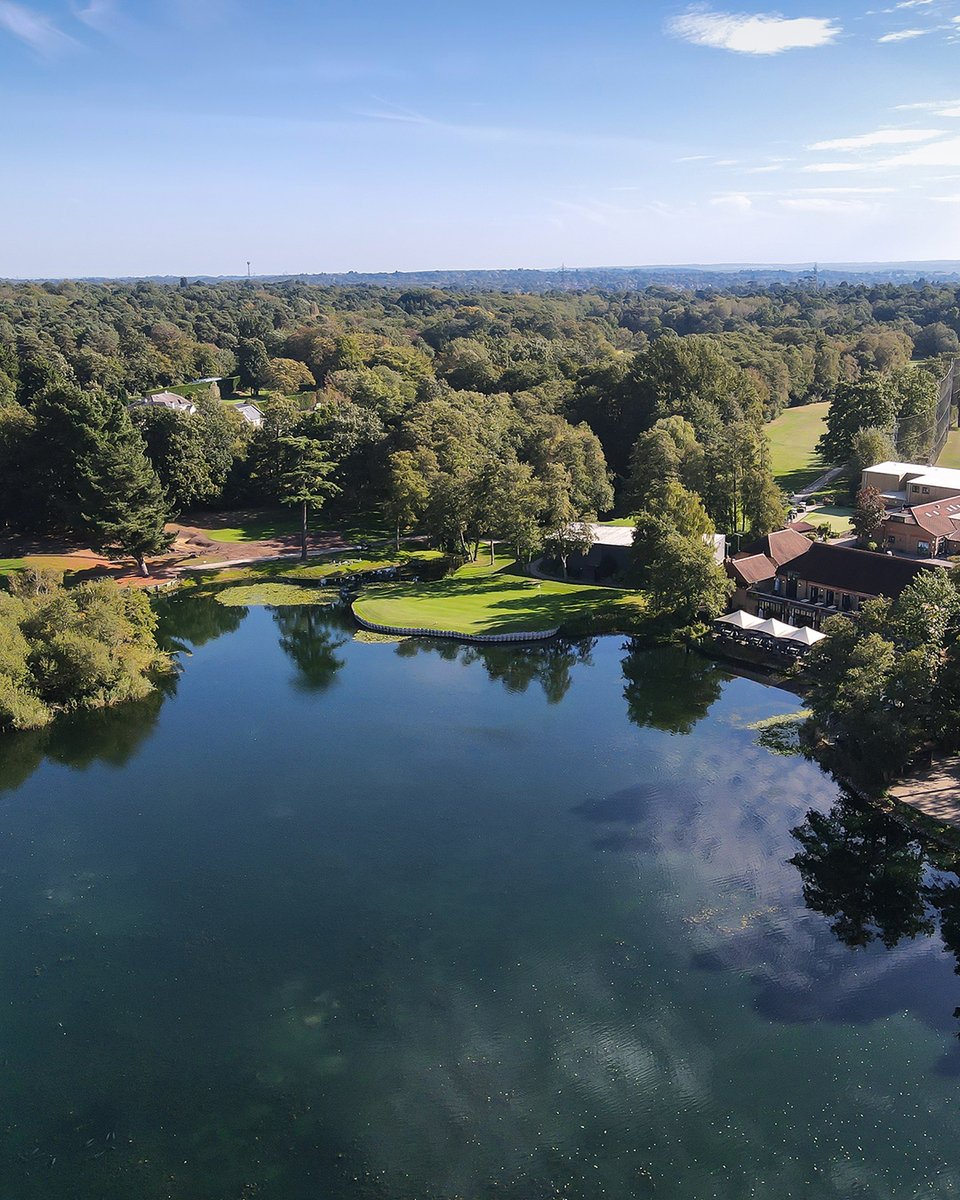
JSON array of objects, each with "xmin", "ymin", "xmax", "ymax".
[{"xmin": 2, "ymin": 0, "xmax": 960, "ymax": 276}]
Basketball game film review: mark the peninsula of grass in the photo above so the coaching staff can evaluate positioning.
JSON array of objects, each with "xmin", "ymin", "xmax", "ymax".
[
  {"xmin": 767, "ymin": 401, "xmax": 830, "ymax": 493},
  {"xmin": 352, "ymin": 558, "xmax": 646, "ymax": 638}
]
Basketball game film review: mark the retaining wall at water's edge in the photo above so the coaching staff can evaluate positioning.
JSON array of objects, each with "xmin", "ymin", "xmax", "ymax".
[{"xmin": 352, "ymin": 608, "xmax": 559, "ymax": 644}]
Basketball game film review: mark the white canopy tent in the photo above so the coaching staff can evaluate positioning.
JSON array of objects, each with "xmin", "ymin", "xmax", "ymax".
[
  {"xmin": 713, "ymin": 610, "xmax": 765, "ymax": 630},
  {"xmin": 784, "ymin": 625, "xmax": 827, "ymax": 646},
  {"xmin": 753, "ymin": 618, "xmax": 800, "ymax": 639}
]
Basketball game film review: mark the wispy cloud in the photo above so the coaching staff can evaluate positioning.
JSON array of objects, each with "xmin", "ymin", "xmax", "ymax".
[
  {"xmin": 0, "ymin": 0, "xmax": 78, "ymax": 55},
  {"xmin": 810, "ymin": 127, "xmax": 944, "ymax": 150},
  {"xmin": 880, "ymin": 136, "xmax": 960, "ymax": 167},
  {"xmin": 780, "ymin": 196, "xmax": 869, "ymax": 213},
  {"xmin": 355, "ymin": 105, "xmax": 660, "ymax": 154},
  {"xmin": 802, "ymin": 161, "xmax": 874, "ymax": 173},
  {"xmin": 878, "ymin": 27, "xmax": 928, "ymax": 40},
  {"xmin": 932, "ymin": 193, "xmax": 960, "ymax": 202},
  {"xmin": 666, "ymin": 7, "xmax": 842, "ymax": 54}
]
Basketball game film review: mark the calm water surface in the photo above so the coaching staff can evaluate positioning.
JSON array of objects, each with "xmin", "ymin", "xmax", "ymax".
[{"xmin": 1, "ymin": 599, "xmax": 959, "ymax": 1199}]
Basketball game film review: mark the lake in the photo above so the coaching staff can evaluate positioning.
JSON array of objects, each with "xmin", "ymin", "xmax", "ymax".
[{"xmin": 1, "ymin": 598, "xmax": 959, "ymax": 1199}]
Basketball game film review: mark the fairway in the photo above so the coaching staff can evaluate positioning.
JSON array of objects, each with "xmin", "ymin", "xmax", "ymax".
[
  {"xmin": 767, "ymin": 401, "xmax": 829, "ymax": 493},
  {"xmin": 353, "ymin": 559, "xmax": 645, "ymax": 637}
]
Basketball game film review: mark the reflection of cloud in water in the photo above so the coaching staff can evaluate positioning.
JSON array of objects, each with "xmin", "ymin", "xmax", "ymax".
[{"xmin": 571, "ymin": 740, "xmax": 960, "ymax": 1054}]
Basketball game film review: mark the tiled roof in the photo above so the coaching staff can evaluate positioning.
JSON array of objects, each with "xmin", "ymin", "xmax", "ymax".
[
  {"xmin": 899, "ymin": 494, "xmax": 960, "ymax": 539},
  {"xmin": 739, "ymin": 526, "xmax": 812, "ymax": 568},
  {"xmin": 775, "ymin": 542, "xmax": 938, "ymax": 598},
  {"xmin": 728, "ymin": 553, "xmax": 777, "ymax": 586}
]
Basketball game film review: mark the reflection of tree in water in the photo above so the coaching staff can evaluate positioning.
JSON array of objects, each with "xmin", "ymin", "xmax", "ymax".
[
  {"xmin": 0, "ymin": 590, "xmax": 248, "ymax": 795},
  {"xmin": 790, "ymin": 795, "xmax": 934, "ymax": 949},
  {"xmin": 154, "ymin": 590, "xmax": 247, "ymax": 650},
  {"xmin": 0, "ymin": 684, "xmax": 173, "ymax": 795},
  {"xmin": 621, "ymin": 641, "xmax": 725, "ymax": 734},
  {"xmin": 273, "ymin": 607, "xmax": 348, "ymax": 692},
  {"xmin": 395, "ymin": 637, "xmax": 595, "ymax": 704},
  {"xmin": 791, "ymin": 793, "xmax": 960, "ymax": 1030}
]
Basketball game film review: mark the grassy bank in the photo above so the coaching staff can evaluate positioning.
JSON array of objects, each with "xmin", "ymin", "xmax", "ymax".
[{"xmin": 353, "ymin": 557, "xmax": 646, "ymax": 637}]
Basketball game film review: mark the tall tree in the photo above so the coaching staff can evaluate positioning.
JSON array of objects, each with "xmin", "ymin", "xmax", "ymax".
[{"xmin": 276, "ymin": 435, "xmax": 339, "ymax": 561}]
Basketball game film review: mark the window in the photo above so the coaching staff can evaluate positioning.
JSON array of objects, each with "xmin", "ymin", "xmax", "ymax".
[
  {"xmin": 922, "ymin": 487, "xmax": 930, "ymax": 494},
  {"xmin": 825, "ymin": 590, "xmax": 835, "ymax": 606},
  {"xmin": 810, "ymin": 586, "xmax": 820, "ymax": 603}
]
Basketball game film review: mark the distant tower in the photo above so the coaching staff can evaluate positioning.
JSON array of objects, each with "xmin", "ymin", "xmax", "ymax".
[
  {"xmin": 246, "ymin": 260, "xmax": 251, "ymax": 280},
  {"xmin": 560, "ymin": 262, "xmax": 566, "ymax": 288},
  {"xmin": 814, "ymin": 262, "xmax": 819, "ymax": 289}
]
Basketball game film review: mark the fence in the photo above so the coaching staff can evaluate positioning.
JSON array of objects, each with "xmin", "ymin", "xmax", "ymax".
[{"xmin": 352, "ymin": 610, "xmax": 559, "ymax": 644}]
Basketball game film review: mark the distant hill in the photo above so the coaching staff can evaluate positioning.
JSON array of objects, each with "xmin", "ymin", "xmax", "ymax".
[{"xmin": 10, "ymin": 262, "xmax": 960, "ymax": 292}]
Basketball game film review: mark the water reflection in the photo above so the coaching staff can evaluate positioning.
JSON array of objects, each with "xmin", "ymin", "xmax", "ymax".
[
  {"xmin": 621, "ymin": 640, "xmax": 725, "ymax": 734},
  {"xmin": 395, "ymin": 636, "xmax": 596, "ymax": 704},
  {"xmin": 273, "ymin": 607, "xmax": 348, "ymax": 692},
  {"xmin": 791, "ymin": 794, "xmax": 960, "ymax": 1032},
  {"xmin": 0, "ymin": 685, "xmax": 174, "ymax": 795},
  {"xmin": 154, "ymin": 590, "xmax": 247, "ymax": 651}
]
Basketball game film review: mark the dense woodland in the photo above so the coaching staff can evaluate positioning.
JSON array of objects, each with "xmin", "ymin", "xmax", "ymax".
[{"xmin": 0, "ymin": 278, "xmax": 952, "ymax": 600}]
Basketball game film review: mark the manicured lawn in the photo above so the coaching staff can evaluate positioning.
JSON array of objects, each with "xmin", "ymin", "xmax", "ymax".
[
  {"xmin": 599, "ymin": 517, "xmax": 636, "ymax": 528},
  {"xmin": 937, "ymin": 428, "xmax": 960, "ymax": 470},
  {"xmin": 353, "ymin": 559, "xmax": 646, "ymax": 637},
  {"xmin": 0, "ymin": 555, "xmax": 92, "ymax": 575},
  {"xmin": 767, "ymin": 402, "xmax": 830, "ymax": 493},
  {"xmin": 804, "ymin": 504, "xmax": 854, "ymax": 534}
]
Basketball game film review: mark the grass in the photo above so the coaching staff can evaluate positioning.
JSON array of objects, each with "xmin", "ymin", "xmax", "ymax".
[
  {"xmin": 766, "ymin": 401, "xmax": 830, "ymax": 494},
  {"xmin": 938, "ymin": 428, "xmax": 960, "ymax": 470},
  {"xmin": 0, "ymin": 555, "xmax": 101, "ymax": 576},
  {"xmin": 191, "ymin": 507, "xmax": 395, "ymax": 545},
  {"xmin": 804, "ymin": 504, "xmax": 854, "ymax": 534},
  {"xmin": 353, "ymin": 557, "xmax": 646, "ymax": 637}
]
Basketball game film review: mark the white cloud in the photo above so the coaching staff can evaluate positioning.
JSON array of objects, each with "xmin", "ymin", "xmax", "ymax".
[
  {"xmin": 932, "ymin": 193, "xmax": 960, "ymax": 203},
  {"xmin": 709, "ymin": 193, "xmax": 753, "ymax": 211},
  {"xmin": 744, "ymin": 164, "xmax": 784, "ymax": 173},
  {"xmin": 802, "ymin": 161, "xmax": 873, "ymax": 173},
  {"xmin": 880, "ymin": 136, "xmax": 960, "ymax": 167},
  {"xmin": 936, "ymin": 106, "xmax": 960, "ymax": 118},
  {"xmin": 810, "ymin": 127, "xmax": 943, "ymax": 151},
  {"xmin": 0, "ymin": 0, "xmax": 77, "ymax": 54},
  {"xmin": 893, "ymin": 0, "xmax": 935, "ymax": 7},
  {"xmin": 878, "ymin": 28, "xmax": 928, "ymax": 41},
  {"xmin": 895, "ymin": 97, "xmax": 960, "ymax": 111},
  {"xmin": 666, "ymin": 8, "xmax": 841, "ymax": 55}
]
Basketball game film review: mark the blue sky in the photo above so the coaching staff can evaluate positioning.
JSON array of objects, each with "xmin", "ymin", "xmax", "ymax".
[{"xmin": 2, "ymin": 0, "xmax": 960, "ymax": 276}]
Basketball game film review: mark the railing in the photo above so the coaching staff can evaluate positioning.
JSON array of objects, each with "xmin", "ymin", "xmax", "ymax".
[{"xmin": 352, "ymin": 609, "xmax": 559, "ymax": 644}]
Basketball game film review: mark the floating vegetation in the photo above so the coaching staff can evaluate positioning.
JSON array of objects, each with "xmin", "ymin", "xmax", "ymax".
[
  {"xmin": 746, "ymin": 711, "xmax": 810, "ymax": 757},
  {"xmin": 215, "ymin": 583, "xmax": 341, "ymax": 608},
  {"xmin": 352, "ymin": 629, "xmax": 407, "ymax": 644}
]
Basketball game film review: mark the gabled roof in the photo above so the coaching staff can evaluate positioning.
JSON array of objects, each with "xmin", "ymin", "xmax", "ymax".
[
  {"xmin": 775, "ymin": 541, "xmax": 937, "ymax": 598},
  {"xmin": 727, "ymin": 553, "xmax": 777, "ymax": 586},
  {"xmin": 739, "ymin": 526, "xmax": 812, "ymax": 568},
  {"xmin": 900, "ymin": 494, "xmax": 960, "ymax": 539}
]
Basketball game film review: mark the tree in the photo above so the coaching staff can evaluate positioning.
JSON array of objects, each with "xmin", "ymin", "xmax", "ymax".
[
  {"xmin": 81, "ymin": 417, "xmax": 174, "ymax": 576},
  {"xmin": 631, "ymin": 515, "xmax": 732, "ymax": 623},
  {"xmin": 851, "ymin": 485, "xmax": 886, "ymax": 546},
  {"xmin": 544, "ymin": 520, "xmax": 594, "ymax": 578},
  {"xmin": 276, "ymin": 435, "xmax": 339, "ymax": 561},
  {"xmin": 849, "ymin": 426, "xmax": 896, "ymax": 497},
  {"xmin": 236, "ymin": 337, "xmax": 273, "ymax": 395},
  {"xmin": 818, "ymin": 372, "xmax": 896, "ymax": 464},
  {"xmin": 385, "ymin": 449, "xmax": 432, "ymax": 551}
]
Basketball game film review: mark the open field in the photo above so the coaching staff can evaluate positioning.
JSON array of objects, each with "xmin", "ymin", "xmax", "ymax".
[
  {"xmin": 937, "ymin": 429, "xmax": 960, "ymax": 470},
  {"xmin": 353, "ymin": 558, "xmax": 646, "ymax": 637},
  {"xmin": 767, "ymin": 402, "xmax": 830, "ymax": 493}
]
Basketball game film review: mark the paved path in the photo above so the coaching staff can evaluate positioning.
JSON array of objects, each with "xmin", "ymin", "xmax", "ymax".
[
  {"xmin": 791, "ymin": 464, "xmax": 845, "ymax": 500},
  {"xmin": 889, "ymin": 756, "xmax": 960, "ymax": 831}
]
